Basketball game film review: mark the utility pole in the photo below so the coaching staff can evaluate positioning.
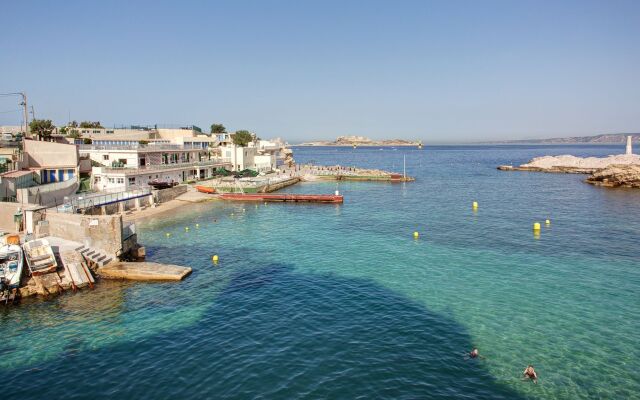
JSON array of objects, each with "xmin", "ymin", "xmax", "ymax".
[
  {"xmin": 20, "ymin": 92, "xmax": 29, "ymax": 138},
  {"xmin": 30, "ymin": 105, "xmax": 35, "ymax": 121}
]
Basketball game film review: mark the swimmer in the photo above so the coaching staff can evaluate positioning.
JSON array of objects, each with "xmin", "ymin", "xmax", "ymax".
[
  {"xmin": 463, "ymin": 347, "xmax": 484, "ymax": 360},
  {"xmin": 522, "ymin": 365, "xmax": 538, "ymax": 384}
]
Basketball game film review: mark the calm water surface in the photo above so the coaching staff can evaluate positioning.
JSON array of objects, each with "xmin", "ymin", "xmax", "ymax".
[{"xmin": 1, "ymin": 145, "xmax": 639, "ymax": 399}]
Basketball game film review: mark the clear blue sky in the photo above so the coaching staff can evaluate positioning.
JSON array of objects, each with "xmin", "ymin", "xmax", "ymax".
[{"xmin": 1, "ymin": 0, "xmax": 639, "ymax": 142}]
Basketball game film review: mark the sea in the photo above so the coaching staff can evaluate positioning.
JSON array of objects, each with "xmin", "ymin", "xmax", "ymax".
[{"xmin": 1, "ymin": 144, "xmax": 638, "ymax": 399}]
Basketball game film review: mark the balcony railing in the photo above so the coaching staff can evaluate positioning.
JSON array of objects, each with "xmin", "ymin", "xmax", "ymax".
[{"xmin": 98, "ymin": 159, "xmax": 231, "ymax": 174}]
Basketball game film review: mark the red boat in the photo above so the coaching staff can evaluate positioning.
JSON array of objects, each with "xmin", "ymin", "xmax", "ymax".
[{"xmin": 195, "ymin": 185, "xmax": 216, "ymax": 194}]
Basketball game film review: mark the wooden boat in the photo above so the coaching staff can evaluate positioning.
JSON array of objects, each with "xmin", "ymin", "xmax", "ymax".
[
  {"xmin": 23, "ymin": 238, "xmax": 58, "ymax": 276},
  {"xmin": 0, "ymin": 243, "xmax": 24, "ymax": 303},
  {"xmin": 195, "ymin": 185, "xmax": 216, "ymax": 194}
]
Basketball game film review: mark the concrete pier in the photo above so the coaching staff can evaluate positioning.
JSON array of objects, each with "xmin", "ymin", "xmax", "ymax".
[
  {"xmin": 98, "ymin": 262, "xmax": 192, "ymax": 281},
  {"xmin": 627, "ymin": 135, "xmax": 633, "ymax": 155}
]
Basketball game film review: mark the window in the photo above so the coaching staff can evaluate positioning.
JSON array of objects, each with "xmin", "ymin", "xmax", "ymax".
[
  {"xmin": 93, "ymin": 130, "xmax": 100, "ymax": 134},
  {"xmin": 128, "ymin": 177, "xmax": 136, "ymax": 185},
  {"xmin": 108, "ymin": 178, "xmax": 115, "ymax": 183},
  {"xmin": 117, "ymin": 178, "xmax": 124, "ymax": 184},
  {"xmin": 103, "ymin": 155, "xmax": 109, "ymax": 161},
  {"xmin": 95, "ymin": 176, "xmax": 101, "ymax": 182}
]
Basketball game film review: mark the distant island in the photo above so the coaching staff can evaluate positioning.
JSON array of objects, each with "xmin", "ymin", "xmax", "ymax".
[
  {"xmin": 488, "ymin": 133, "xmax": 639, "ymax": 144},
  {"xmin": 298, "ymin": 135, "xmax": 421, "ymax": 147}
]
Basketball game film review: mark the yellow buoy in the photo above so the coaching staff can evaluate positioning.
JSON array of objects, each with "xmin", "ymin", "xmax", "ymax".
[
  {"xmin": 212, "ymin": 255, "xmax": 219, "ymax": 263},
  {"xmin": 166, "ymin": 233, "xmax": 171, "ymax": 237},
  {"xmin": 413, "ymin": 231, "xmax": 419, "ymax": 239},
  {"xmin": 472, "ymin": 201, "xmax": 478, "ymax": 209},
  {"xmin": 196, "ymin": 223, "xmax": 199, "ymax": 228},
  {"xmin": 545, "ymin": 219, "xmax": 551, "ymax": 225},
  {"xmin": 533, "ymin": 222, "xmax": 541, "ymax": 231},
  {"xmin": 185, "ymin": 227, "xmax": 189, "ymax": 231}
]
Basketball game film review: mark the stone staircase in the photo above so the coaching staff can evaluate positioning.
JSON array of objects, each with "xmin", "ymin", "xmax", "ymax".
[{"xmin": 74, "ymin": 245, "xmax": 114, "ymax": 267}]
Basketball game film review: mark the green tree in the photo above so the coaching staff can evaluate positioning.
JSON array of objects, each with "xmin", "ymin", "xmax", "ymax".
[
  {"xmin": 79, "ymin": 121, "xmax": 103, "ymax": 128},
  {"xmin": 29, "ymin": 119, "xmax": 56, "ymax": 140},
  {"xmin": 83, "ymin": 138, "xmax": 93, "ymax": 144},
  {"xmin": 233, "ymin": 130, "xmax": 253, "ymax": 147},
  {"xmin": 67, "ymin": 129, "xmax": 81, "ymax": 139},
  {"xmin": 211, "ymin": 124, "xmax": 226, "ymax": 134},
  {"xmin": 69, "ymin": 120, "xmax": 78, "ymax": 128}
]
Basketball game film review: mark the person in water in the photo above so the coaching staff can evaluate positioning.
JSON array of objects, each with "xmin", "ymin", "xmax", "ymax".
[
  {"xmin": 523, "ymin": 365, "xmax": 538, "ymax": 384},
  {"xmin": 464, "ymin": 347, "xmax": 484, "ymax": 360}
]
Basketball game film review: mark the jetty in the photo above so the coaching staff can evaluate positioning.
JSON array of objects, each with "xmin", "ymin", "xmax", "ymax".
[
  {"xmin": 219, "ymin": 193, "xmax": 343, "ymax": 203},
  {"xmin": 98, "ymin": 262, "xmax": 192, "ymax": 281},
  {"xmin": 284, "ymin": 164, "xmax": 415, "ymax": 182}
]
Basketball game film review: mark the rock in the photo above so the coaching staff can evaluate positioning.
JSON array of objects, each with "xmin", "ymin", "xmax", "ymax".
[{"xmin": 586, "ymin": 164, "xmax": 640, "ymax": 188}]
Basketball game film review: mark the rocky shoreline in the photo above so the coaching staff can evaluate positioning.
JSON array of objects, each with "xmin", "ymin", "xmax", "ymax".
[{"xmin": 498, "ymin": 154, "xmax": 640, "ymax": 188}]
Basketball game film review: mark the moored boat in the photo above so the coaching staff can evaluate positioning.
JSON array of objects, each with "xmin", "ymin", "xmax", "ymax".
[
  {"xmin": 23, "ymin": 239, "xmax": 58, "ymax": 276},
  {"xmin": 0, "ymin": 243, "xmax": 24, "ymax": 303},
  {"xmin": 195, "ymin": 185, "xmax": 216, "ymax": 194}
]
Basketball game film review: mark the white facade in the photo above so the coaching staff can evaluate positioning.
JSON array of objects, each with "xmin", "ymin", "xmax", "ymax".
[
  {"xmin": 222, "ymin": 145, "xmax": 277, "ymax": 172},
  {"xmin": 81, "ymin": 145, "xmax": 230, "ymax": 191}
]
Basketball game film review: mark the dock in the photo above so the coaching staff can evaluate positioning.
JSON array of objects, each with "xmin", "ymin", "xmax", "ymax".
[
  {"xmin": 220, "ymin": 193, "xmax": 343, "ymax": 203},
  {"xmin": 98, "ymin": 262, "xmax": 192, "ymax": 281}
]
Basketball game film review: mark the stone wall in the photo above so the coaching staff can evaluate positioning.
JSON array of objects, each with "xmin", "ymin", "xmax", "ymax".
[
  {"xmin": 16, "ymin": 176, "xmax": 79, "ymax": 206},
  {"xmin": 154, "ymin": 184, "xmax": 188, "ymax": 203},
  {"xmin": 45, "ymin": 213, "xmax": 124, "ymax": 256}
]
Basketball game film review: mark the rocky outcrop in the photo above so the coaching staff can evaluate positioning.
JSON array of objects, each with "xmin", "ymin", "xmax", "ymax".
[
  {"xmin": 499, "ymin": 154, "xmax": 640, "ymax": 174},
  {"xmin": 586, "ymin": 164, "xmax": 640, "ymax": 188}
]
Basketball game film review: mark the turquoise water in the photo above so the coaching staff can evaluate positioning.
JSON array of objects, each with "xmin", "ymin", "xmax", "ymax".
[{"xmin": 1, "ymin": 145, "xmax": 639, "ymax": 399}]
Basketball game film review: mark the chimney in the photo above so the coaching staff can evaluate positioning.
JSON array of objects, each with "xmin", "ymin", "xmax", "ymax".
[{"xmin": 626, "ymin": 135, "xmax": 633, "ymax": 155}]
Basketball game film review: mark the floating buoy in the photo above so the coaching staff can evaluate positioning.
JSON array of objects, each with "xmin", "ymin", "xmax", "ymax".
[
  {"xmin": 196, "ymin": 223, "xmax": 199, "ymax": 228},
  {"xmin": 166, "ymin": 233, "xmax": 171, "ymax": 237},
  {"xmin": 185, "ymin": 227, "xmax": 189, "ymax": 231},
  {"xmin": 413, "ymin": 231, "xmax": 419, "ymax": 239},
  {"xmin": 212, "ymin": 255, "xmax": 219, "ymax": 263},
  {"xmin": 533, "ymin": 222, "xmax": 541, "ymax": 231},
  {"xmin": 472, "ymin": 201, "xmax": 478, "ymax": 209},
  {"xmin": 545, "ymin": 219, "xmax": 551, "ymax": 225}
]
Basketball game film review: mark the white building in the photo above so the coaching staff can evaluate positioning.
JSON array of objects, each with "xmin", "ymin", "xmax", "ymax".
[
  {"xmin": 81, "ymin": 144, "xmax": 230, "ymax": 191},
  {"xmin": 221, "ymin": 143, "xmax": 278, "ymax": 173}
]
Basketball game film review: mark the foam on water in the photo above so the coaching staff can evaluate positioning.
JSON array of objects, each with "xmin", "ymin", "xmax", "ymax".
[{"xmin": 0, "ymin": 145, "xmax": 638, "ymax": 399}]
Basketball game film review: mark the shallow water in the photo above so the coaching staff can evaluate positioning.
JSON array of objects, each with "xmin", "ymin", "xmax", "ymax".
[{"xmin": 1, "ymin": 145, "xmax": 639, "ymax": 399}]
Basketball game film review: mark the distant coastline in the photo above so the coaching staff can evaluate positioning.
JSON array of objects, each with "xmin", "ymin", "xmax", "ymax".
[
  {"xmin": 484, "ymin": 133, "xmax": 639, "ymax": 144},
  {"xmin": 297, "ymin": 135, "xmax": 421, "ymax": 147}
]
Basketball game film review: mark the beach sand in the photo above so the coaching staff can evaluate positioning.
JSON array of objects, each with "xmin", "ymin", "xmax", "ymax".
[{"xmin": 124, "ymin": 190, "xmax": 215, "ymax": 223}]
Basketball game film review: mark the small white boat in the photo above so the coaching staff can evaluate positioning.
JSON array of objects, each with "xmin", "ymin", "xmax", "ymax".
[
  {"xmin": 23, "ymin": 239, "xmax": 58, "ymax": 276},
  {"xmin": 0, "ymin": 243, "xmax": 24, "ymax": 303}
]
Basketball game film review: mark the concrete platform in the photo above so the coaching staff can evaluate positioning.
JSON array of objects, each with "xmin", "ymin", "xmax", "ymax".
[{"xmin": 98, "ymin": 262, "xmax": 192, "ymax": 281}]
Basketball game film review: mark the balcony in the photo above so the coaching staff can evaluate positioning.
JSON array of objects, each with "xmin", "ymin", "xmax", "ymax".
[{"xmin": 98, "ymin": 158, "xmax": 231, "ymax": 174}]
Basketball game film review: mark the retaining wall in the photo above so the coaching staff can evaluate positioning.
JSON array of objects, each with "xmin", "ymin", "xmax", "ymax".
[
  {"xmin": 154, "ymin": 185, "xmax": 188, "ymax": 203},
  {"xmin": 45, "ymin": 213, "xmax": 124, "ymax": 256}
]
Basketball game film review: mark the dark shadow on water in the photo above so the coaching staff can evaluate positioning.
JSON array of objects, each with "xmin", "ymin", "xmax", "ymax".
[{"xmin": 2, "ymin": 263, "xmax": 529, "ymax": 400}]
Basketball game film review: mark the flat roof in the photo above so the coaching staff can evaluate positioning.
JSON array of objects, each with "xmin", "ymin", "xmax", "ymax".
[{"xmin": 0, "ymin": 170, "xmax": 33, "ymax": 178}]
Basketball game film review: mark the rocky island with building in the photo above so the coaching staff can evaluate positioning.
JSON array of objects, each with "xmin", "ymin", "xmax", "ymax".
[{"xmin": 498, "ymin": 135, "xmax": 640, "ymax": 188}]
